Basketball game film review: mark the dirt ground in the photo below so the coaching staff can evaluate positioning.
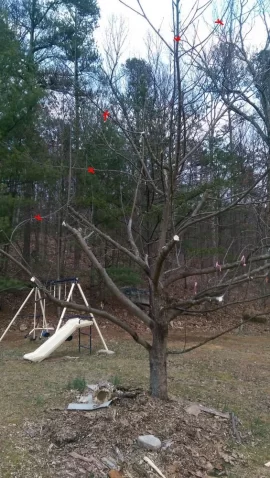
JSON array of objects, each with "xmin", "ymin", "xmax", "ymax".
[
  {"xmin": 0, "ymin": 312, "xmax": 270, "ymax": 478},
  {"xmin": 0, "ymin": 290, "xmax": 270, "ymax": 478}
]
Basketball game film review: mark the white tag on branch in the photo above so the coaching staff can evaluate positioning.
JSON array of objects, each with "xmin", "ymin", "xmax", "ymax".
[
  {"xmin": 173, "ymin": 235, "xmax": 179, "ymax": 241},
  {"xmin": 216, "ymin": 295, "xmax": 224, "ymax": 303},
  {"xmin": 240, "ymin": 255, "xmax": 246, "ymax": 266}
]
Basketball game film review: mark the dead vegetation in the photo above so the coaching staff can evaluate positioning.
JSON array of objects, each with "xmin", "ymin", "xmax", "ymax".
[{"xmin": 0, "ymin": 326, "xmax": 270, "ymax": 478}]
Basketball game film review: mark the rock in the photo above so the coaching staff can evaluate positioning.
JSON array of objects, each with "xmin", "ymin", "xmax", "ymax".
[
  {"xmin": 50, "ymin": 426, "xmax": 78, "ymax": 446},
  {"xmin": 19, "ymin": 324, "xmax": 28, "ymax": 332},
  {"xmin": 161, "ymin": 438, "xmax": 173, "ymax": 449},
  {"xmin": 138, "ymin": 434, "xmax": 161, "ymax": 450},
  {"xmin": 185, "ymin": 403, "xmax": 201, "ymax": 417},
  {"xmin": 205, "ymin": 462, "xmax": 214, "ymax": 471}
]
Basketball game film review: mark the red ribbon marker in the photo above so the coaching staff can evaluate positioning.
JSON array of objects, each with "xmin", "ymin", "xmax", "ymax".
[
  {"xmin": 103, "ymin": 110, "xmax": 110, "ymax": 122},
  {"xmin": 215, "ymin": 18, "xmax": 224, "ymax": 25},
  {"xmin": 34, "ymin": 214, "xmax": 43, "ymax": 221},
  {"xmin": 87, "ymin": 167, "xmax": 95, "ymax": 174},
  {"xmin": 174, "ymin": 35, "xmax": 181, "ymax": 42}
]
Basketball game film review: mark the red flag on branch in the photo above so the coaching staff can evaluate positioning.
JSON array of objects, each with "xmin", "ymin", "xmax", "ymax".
[
  {"xmin": 34, "ymin": 214, "xmax": 43, "ymax": 221},
  {"xmin": 174, "ymin": 35, "xmax": 181, "ymax": 42},
  {"xmin": 87, "ymin": 167, "xmax": 95, "ymax": 174},
  {"xmin": 215, "ymin": 18, "xmax": 224, "ymax": 25},
  {"xmin": 103, "ymin": 110, "xmax": 110, "ymax": 122}
]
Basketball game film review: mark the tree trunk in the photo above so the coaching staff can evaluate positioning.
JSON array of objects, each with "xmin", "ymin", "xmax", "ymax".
[
  {"xmin": 73, "ymin": 10, "xmax": 82, "ymax": 271},
  {"xmin": 23, "ymin": 183, "xmax": 33, "ymax": 264},
  {"xmin": 149, "ymin": 322, "xmax": 168, "ymax": 400}
]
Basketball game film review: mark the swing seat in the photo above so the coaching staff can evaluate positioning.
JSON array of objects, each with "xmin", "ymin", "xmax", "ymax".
[{"xmin": 41, "ymin": 331, "xmax": 50, "ymax": 338}]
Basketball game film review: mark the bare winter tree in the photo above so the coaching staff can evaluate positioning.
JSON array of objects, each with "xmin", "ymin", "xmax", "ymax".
[
  {"xmin": 3, "ymin": 0, "xmax": 270, "ymax": 400},
  {"xmin": 190, "ymin": 0, "xmax": 270, "ymax": 224}
]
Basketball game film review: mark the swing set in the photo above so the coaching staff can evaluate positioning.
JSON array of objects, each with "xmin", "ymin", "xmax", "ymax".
[{"xmin": 0, "ymin": 276, "xmax": 110, "ymax": 355}]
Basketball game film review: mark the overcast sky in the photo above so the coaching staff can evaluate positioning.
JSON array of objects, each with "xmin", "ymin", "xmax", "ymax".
[{"xmin": 94, "ymin": 0, "xmax": 269, "ymax": 64}]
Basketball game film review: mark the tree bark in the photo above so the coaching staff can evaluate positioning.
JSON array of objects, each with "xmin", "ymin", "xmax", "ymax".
[
  {"xmin": 149, "ymin": 322, "xmax": 168, "ymax": 400},
  {"xmin": 23, "ymin": 183, "xmax": 33, "ymax": 264}
]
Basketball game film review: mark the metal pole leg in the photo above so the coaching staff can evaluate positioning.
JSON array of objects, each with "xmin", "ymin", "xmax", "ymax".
[
  {"xmin": 77, "ymin": 283, "xmax": 109, "ymax": 351},
  {"xmin": 0, "ymin": 288, "xmax": 35, "ymax": 343},
  {"xmin": 56, "ymin": 283, "xmax": 76, "ymax": 332}
]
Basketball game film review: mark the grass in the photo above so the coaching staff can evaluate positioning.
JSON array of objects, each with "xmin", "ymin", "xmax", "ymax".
[
  {"xmin": 110, "ymin": 374, "xmax": 121, "ymax": 386},
  {"xmin": 0, "ymin": 332, "xmax": 269, "ymax": 477},
  {"xmin": 66, "ymin": 376, "xmax": 87, "ymax": 392},
  {"xmin": 35, "ymin": 394, "xmax": 45, "ymax": 406}
]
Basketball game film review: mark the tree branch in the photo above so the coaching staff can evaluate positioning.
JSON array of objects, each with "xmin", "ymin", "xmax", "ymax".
[
  {"xmin": 62, "ymin": 221, "xmax": 153, "ymax": 328},
  {"xmin": 153, "ymin": 190, "xmax": 208, "ymax": 287},
  {"xmin": 0, "ymin": 248, "xmax": 152, "ymax": 351},
  {"xmin": 127, "ymin": 168, "xmax": 143, "ymax": 258},
  {"xmin": 119, "ymin": 0, "xmax": 174, "ymax": 54},
  {"xmin": 164, "ymin": 251, "xmax": 270, "ymax": 288},
  {"xmin": 176, "ymin": 167, "xmax": 270, "ymax": 241},
  {"xmin": 153, "ymin": 234, "xmax": 180, "ymax": 288},
  {"xmin": 68, "ymin": 206, "xmax": 149, "ymax": 274},
  {"xmin": 167, "ymin": 309, "xmax": 270, "ymax": 355}
]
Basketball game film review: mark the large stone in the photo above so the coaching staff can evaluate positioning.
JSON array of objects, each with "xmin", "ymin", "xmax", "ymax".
[
  {"xmin": 138, "ymin": 434, "xmax": 161, "ymax": 450},
  {"xmin": 185, "ymin": 403, "xmax": 201, "ymax": 417}
]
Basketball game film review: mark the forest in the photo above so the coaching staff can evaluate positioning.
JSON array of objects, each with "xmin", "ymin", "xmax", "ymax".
[
  {"xmin": 1, "ymin": 1, "xmax": 270, "ymax": 477},
  {"xmin": 0, "ymin": 0, "xmax": 270, "ymax": 401}
]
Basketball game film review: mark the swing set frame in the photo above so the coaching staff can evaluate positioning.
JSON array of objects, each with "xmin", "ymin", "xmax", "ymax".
[{"xmin": 0, "ymin": 276, "xmax": 109, "ymax": 351}]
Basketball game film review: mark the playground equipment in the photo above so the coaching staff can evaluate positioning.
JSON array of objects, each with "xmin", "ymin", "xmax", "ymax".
[
  {"xmin": 23, "ymin": 318, "xmax": 93, "ymax": 362},
  {"xmin": 0, "ymin": 276, "xmax": 112, "ymax": 361},
  {"xmin": 120, "ymin": 286, "xmax": 150, "ymax": 308},
  {"xmin": 0, "ymin": 280, "xmax": 54, "ymax": 343}
]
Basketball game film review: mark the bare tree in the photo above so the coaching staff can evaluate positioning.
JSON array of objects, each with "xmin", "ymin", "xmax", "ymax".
[{"xmin": 2, "ymin": 0, "xmax": 270, "ymax": 400}]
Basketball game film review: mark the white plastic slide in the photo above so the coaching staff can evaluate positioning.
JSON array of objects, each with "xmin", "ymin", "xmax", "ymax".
[{"xmin": 23, "ymin": 318, "xmax": 93, "ymax": 363}]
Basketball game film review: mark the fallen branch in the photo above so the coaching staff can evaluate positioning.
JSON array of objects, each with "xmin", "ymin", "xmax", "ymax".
[
  {"xmin": 116, "ymin": 390, "xmax": 141, "ymax": 399},
  {"xmin": 70, "ymin": 451, "xmax": 94, "ymax": 463},
  {"xmin": 143, "ymin": 456, "xmax": 167, "ymax": 478},
  {"xmin": 69, "ymin": 452, "xmax": 106, "ymax": 475},
  {"xmin": 230, "ymin": 412, "xmax": 242, "ymax": 444},
  {"xmin": 199, "ymin": 405, "xmax": 230, "ymax": 419}
]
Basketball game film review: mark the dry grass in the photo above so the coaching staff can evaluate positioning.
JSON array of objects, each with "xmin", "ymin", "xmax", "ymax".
[{"xmin": 0, "ymin": 330, "xmax": 269, "ymax": 477}]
